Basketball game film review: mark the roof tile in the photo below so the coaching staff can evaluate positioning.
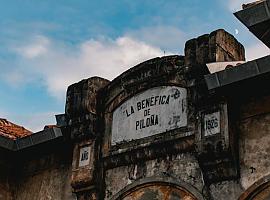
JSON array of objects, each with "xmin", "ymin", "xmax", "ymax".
[{"xmin": 0, "ymin": 118, "xmax": 32, "ymax": 140}]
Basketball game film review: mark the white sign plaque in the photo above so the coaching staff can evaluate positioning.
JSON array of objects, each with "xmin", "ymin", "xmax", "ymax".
[
  {"xmin": 79, "ymin": 146, "xmax": 91, "ymax": 167},
  {"xmin": 112, "ymin": 86, "xmax": 187, "ymax": 145},
  {"xmin": 204, "ymin": 112, "xmax": 220, "ymax": 136}
]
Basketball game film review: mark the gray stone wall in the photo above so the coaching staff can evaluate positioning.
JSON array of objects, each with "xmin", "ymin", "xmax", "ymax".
[
  {"xmin": 0, "ymin": 161, "xmax": 13, "ymax": 200},
  {"xmin": 14, "ymin": 144, "xmax": 75, "ymax": 200},
  {"xmin": 209, "ymin": 181, "xmax": 243, "ymax": 200},
  {"xmin": 239, "ymin": 95, "xmax": 270, "ymax": 190},
  {"xmin": 15, "ymin": 164, "xmax": 74, "ymax": 200},
  {"xmin": 105, "ymin": 153, "xmax": 203, "ymax": 200}
]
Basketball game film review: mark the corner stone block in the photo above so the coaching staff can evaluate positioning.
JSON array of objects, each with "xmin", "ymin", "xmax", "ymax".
[
  {"xmin": 65, "ymin": 77, "xmax": 110, "ymax": 118},
  {"xmin": 185, "ymin": 29, "xmax": 245, "ymax": 66},
  {"xmin": 71, "ymin": 141, "xmax": 96, "ymax": 191},
  {"xmin": 65, "ymin": 76, "xmax": 110, "ymax": 199},
  {"xmin": 209, "ymin": 29, "xmax": 245, "ymax": 62}
]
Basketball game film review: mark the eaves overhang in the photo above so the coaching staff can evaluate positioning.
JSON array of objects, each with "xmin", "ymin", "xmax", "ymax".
[
  {"xmin": 0, "ymin": 127, "xmax": 63, "ymax": 151},
  {"xmin": 234, "ymin": 0, "xmax": 270, "ymax": 48},
  {"xmin": 204, "ymin": 55, "xmax": 270, "ymax": 90}
]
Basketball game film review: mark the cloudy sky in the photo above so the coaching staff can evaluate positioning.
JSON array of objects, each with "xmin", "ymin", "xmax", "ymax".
[{"xmin": 0, "ymin": 0, "xmax": 269, "ymax": 132}]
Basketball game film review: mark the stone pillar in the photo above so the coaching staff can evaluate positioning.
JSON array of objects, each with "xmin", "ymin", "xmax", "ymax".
[
  {"xmin": 186, "ymin": 30, "xmax": 245, "ymax": 185},
  {"xmin": 185, "ymin": 29, "xmax": 245, "ymax": 67},
  {"xmin": 65, "ymin": 77, "xmax": 109, "ymax": 200}
]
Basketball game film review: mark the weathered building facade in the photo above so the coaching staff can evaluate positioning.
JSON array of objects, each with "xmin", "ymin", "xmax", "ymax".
[{"xmin": 0, "ymin": 1, "xmax": 270, "ymax": 199}]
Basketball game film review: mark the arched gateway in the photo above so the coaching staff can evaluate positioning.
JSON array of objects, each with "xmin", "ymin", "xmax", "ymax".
[
  {"xmin": 110, "ymin": 177, "xmax": 204, "ymax": 200},
  {"xmin": 239, "ymin": 176, "xmax": 270, "ymax": 200}
]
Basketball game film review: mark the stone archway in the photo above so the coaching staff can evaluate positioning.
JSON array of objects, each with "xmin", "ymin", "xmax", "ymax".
[
  {"xmin": 239, "ymin": 175, "xmax": 270, "ymax": 200},
  {"xmin": 110, "ymin": 177, "xmax": 204, "ymax": 200}
]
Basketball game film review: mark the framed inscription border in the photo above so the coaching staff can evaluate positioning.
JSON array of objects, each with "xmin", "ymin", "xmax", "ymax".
[{"xmin": 111, "ymin": 86, "xmax": 187, "ymax": 145}]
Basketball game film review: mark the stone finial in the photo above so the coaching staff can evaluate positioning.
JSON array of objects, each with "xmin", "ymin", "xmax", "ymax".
[
  {"xmin": 185, "ymin": 29, "xmax": 245, "ymax": 67},
  {"xmin": 65, "ymin": 77, "xmax": 110, "ymax": 117}
]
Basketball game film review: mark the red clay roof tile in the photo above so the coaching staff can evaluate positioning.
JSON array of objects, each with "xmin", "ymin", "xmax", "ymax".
[{"xmin": 0, "ymin": 118, "xmax": 32, "ymax": 140}]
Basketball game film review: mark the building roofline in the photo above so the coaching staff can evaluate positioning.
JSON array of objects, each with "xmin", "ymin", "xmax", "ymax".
[
  {"xmin": 0, "ymin": 127, "xmax": 63, "ymax": 151},
  {"xmin": 204, "ymin": 55, "xmax": 270, "ymax": 90},
  {"xmin": 234, "ymin": 0, "xmax": 270, "ymax": 48}
]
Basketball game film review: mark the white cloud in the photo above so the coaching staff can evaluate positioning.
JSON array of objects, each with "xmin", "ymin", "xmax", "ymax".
[
  {"xmin": 1, "ymin": 111, "xmax": 56, "ymax": 132},
  {"xmin": 126, "ymin": 26, "xmax": 186, "ymax": 53},
  {"xmin": 245, "ymin": 42, "xmax": 270, "ymax": 61},
  {"xmin": 4, "ymin": 27, "xmax": 269, "ymax": 132},
  {"xmin": 0, "ymin": 110, "xmax": 9, "ymax": 118},
  {"xmin": 9, "ymin": 35, "xmax": 166, "ymax": 101},
  {"xmin": 14, "ymin": 35, "xmax": 50, "ymax": 59},
  {"xmin": 228, "ymin": 0, "xmax": 254, "ymax": 11},
  {"xmin": 9, "ymin": 30, "xmax": 270, "ymax": 104},
  {"xmin": 2, "ymin": 30, "xmax": 177, "ymax": 131},
  {"xmin": 0, "ymin": 22, "xmax": 188, "ymax": 132}
]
